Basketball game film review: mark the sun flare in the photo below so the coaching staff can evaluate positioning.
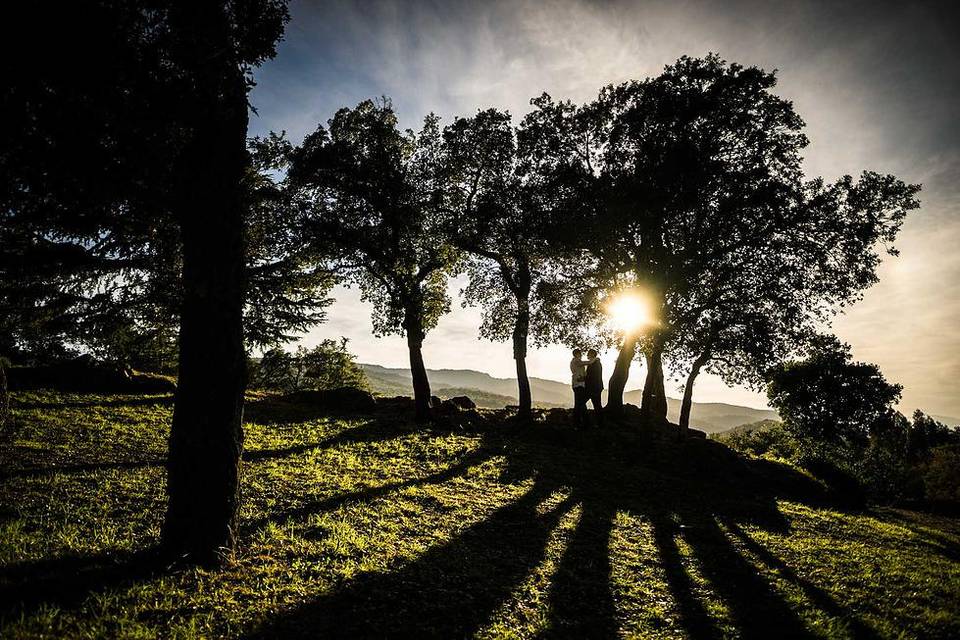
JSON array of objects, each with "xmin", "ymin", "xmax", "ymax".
[{"xmin": 606, "ymin": 291, "xmax": 654, "ymax": 334}]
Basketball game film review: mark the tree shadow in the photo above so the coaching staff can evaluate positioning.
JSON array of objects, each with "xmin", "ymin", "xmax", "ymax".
[
  {"xmin": 12, "ymin": 396, "xmax": 175, "ymax": 410},
  {"xmin": 0, "ymin": 458, "xmax": 165, "ymax": 482},
  {"xmin": 0, "ymin": 548, "xmax": 164, "ymax": 622},
  {"xmin": 249, "ymin": 478, "xmax": 576, "ymax": 638},
  {"xmin": 2, "ymin": 411, "xmax": 895, "ymax": 638},
  {"xmin": 1, "ymin": 414, "xmax": 410, "ymax": 481},
  {"xmin": 244, "ymin": 421, "xmax": 847, "ymax": 639},
  {"xmin": 724, "ymin": 521, "xmax": 880, "ymax": 639}
]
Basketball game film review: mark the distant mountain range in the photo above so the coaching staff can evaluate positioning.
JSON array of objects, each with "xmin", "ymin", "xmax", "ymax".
[
  {"xmin": 360, "ymin": 364, "xmax": 780, "ymax": 433},
  {"xmin": 359, "ymin": 364, "xmax": 960, "ymax": 431}
]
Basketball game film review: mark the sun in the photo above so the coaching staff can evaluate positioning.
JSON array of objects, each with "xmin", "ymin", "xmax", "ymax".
[{"xmin": 606, "ymin": 291, "xmax": 654, "ymax": 334}]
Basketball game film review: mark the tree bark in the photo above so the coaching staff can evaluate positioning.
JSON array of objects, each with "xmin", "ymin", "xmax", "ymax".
[
  {"xmin": 513, "ymin": 269, "xmax": 532, "ymax": 419},
  {"xmin": 0, "ymin": 359, "xmax": 10, "ymax": 435},
  {"xmin": 679, "ymin": 352, "xmax": 711, "ymax": 437},
  {"xmin": 162, "ymin": 4, "xmax": 248, "ymax": 565},
  {"xmin": 404, "ymin": 306, "xmax": 432, "ymax": 422},
  {"xmin": 640, "ymin": 339, "xmax": 668, "ymax": 421},
  {"xmin": 606, "ymin": 334, "xmax": 638, "ymax": 412}
]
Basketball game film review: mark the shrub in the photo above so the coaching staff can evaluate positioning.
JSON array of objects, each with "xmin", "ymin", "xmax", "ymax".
[
  {"xmin": 251, "ymin": 338, "xmax": 369, "ymax": 394},
  {"xmin": 766, "ymin": 335, "xmax": 902, "ymax": 454},
  {"xmin": 715, "ymin": 422, "xmax": 797, "ymax": 460},
  {"xmin": 923, "ymin": 445, "xmax": 960, "ymax": 507}
]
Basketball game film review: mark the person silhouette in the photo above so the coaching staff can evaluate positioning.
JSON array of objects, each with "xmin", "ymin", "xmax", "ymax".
[
  {"xmin": 569, "ymin": 349, "xmax": 588, "ymax": 428},
  {"xmin": 585, "ymin": 349, "xmax": 604, "ymax": 428}
]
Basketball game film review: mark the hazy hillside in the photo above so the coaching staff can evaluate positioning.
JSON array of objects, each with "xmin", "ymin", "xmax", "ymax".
[
  {"xmin": 362, "ymin": 364, "xmax": 573, "ymax": 406},
  {"xmin": 361, "ymin": 364, "xmax": 777, "ymax": 432},
  {"xmin": 713, "ymin": 419, "xmax": 783, "ymax": 437}
]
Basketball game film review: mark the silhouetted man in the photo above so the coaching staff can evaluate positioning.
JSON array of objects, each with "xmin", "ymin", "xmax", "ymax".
[
  {"xmin": 570, "ymin": 348, "xmax": 588, "ymax": 428},
  {"xmin": 585, "ymin": 349, "xmax": 605, "ymax": 427}
]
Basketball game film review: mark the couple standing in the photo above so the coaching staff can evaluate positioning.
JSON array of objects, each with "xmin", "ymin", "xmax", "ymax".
[{"xmin": 570, "ymin": 348, "xmax": 604, "ymax": 428}]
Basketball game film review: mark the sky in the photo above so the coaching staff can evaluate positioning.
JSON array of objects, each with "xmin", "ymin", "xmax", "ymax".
[{"xmin": 248, "ymin": 0, "xmax": 960, "ymax": 416}]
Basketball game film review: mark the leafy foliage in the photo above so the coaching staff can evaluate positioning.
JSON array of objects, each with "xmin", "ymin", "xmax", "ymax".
[
  {"xmin": 766, "ymin": 336, "xmax": 903, "ymax": 453},
  {"xmin": 250, "ymin": 339, "xmax": 369, "ymax": 394},
  {"xmin": 288, "ymin": 100, "xmax": 461, "ymax": 342}
]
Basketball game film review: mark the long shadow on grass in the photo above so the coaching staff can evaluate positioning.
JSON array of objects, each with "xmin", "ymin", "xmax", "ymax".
[
  {"xmin": 0, "ymin": 417, "xmax": 406, "ymax": 481},
  {"xmin": 12, "ymin": 396, "xmax": 175, "ymax": 410},
  {"xmin": 249, "ymin": 477, "xmax": 576, "ymax": 638},
  {"xmin": 240, "ymin": 441, "xmax": 495, "ymax": 536},
  {"xmin": 724, "ymin": 521, "xmax": 880, "ymax": 640},
  {"xmin": 0, "ymin": 548, "xmax": 165, "ymax": 623},
  {"xmin": 245, "ymin": 422, "xmax": 849, "ymax": 639},
  {"xmin": 0, "ymin": 415, "xmax": 421, "ymax": 623}
]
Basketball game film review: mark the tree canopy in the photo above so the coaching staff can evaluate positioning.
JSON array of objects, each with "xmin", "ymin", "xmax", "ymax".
[{"xmin": 286, "ymin": 99, "xmax": 462, "ymax": 420}]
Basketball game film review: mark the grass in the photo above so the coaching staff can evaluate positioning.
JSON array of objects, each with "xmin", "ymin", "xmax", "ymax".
[{"xmin": 1, "ymin": 390, "xmax": 959, "ymax": 639}]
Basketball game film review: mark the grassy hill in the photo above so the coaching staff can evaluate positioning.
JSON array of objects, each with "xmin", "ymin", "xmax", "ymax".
[
  {"xmin": 1, "ymin": 390, "xmax": 959, "ymax": 638},
  {"xmin": 363, "ymin": 364, "xmax": 777, "ymax": 431}
]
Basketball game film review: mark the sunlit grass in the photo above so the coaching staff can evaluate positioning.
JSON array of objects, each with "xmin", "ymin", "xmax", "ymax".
[{"xmin": 1, "ymin": 390, "xmax": 958, "ymax": 638}]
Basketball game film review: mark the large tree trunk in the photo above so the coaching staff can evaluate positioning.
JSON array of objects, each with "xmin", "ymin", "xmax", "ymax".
[
  {"xmin": 640, "ymin": 339, "xmax": 668, "ymax": 421},
  {"xmin": 404, "ymin": 307, "xmax": 432, "ymax": 422},
  {"xmin": 513, "ymin": 272, "xmax": 532, "ymax": 419},
  {"xmin": 513, "ymin": 317, "xmax": 532, "ymax": 419},
  {"xmin": 606, "ymin": 334, "xmax": 638, "ymax": 412},
  {"xmin": 679, "ymin": 352, "xmax": 711, "ymax": 437},
  {"xmin": 162, "ymin": 4, "xmax": 248, "ymax": 565}
]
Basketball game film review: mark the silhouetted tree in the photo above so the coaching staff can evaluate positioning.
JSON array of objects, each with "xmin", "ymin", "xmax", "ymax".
[
  {"xmin": 441, "ymin": 109, "xmax": 568, "ymax": 418},
  {"xmin": 0, "ymin": 132, "xmax": 330, "ymax": 373},
  {"xmin": 245, "ymin": 133, "xmax": 336, "ymax": 350},
  {"xmin": 3, "ymin": 0, "xmax": 291, "ymax": 563},
  {"xmin": 524, "ymin": 55, "xmax": 918, "ymax": 423},
  {"xmin": 287, "ymin": 100, "xmax": 461, "ymax": 421},
  {"xmin": 767, "ymin": 336, "xmax": 903, "ymax": 458},
  {"xmin": 670, "ymin": 169, "xmax": 919, "ymax": 434}
]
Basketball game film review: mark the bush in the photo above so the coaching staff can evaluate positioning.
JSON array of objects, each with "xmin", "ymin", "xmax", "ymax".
[
  {"xmin": 923, "ymin": 445, "xmax": 960, "ymax": 507},
  {"xmin": 251, "ymin": 338, "xmax": 369, "ymax": 394},
  {"xmin": 715, "ymin": 422, "xmax": 797, "ymax": 460},
  {"xmin": 767, "ymin": 335, "xmax": 902, "ymax": 452},
  {"xmin": 718, "ymin": 406, "xmax": 960, "ymax": 509}
]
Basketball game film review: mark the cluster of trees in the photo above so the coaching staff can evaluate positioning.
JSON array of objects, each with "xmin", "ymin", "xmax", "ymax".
[
  {"xmin": 1, "ymin": 1, "xmax": 921, "ymax": 562},
  {"xmin": 251, "ymin": 339, "xmax": 369, "ymax": 394},
  {"xmin": 276, "ymin": 56, "xmax": 918, "ymax": 427},
  {"xmin": 723, "ymin": 336, "xmax": 960, "ymax": 507}
]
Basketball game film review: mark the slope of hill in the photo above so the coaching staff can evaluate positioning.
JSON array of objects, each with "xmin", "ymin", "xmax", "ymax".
[
  {"xmin": 362, "ymin": 364, "xmax": 573, "ymax": 406},
  {"xmin": 2, "ymin": 389, "xmax": 958, "ymax": 638},
  {"xmin": 362, "ymin": 364, "xmax": 777, "ymax": 432}
]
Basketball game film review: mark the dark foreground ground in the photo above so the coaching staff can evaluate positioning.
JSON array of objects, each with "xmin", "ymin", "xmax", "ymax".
[{"xmin": 1, "ymin": 390, "xmax": 958, "ymax": 638}]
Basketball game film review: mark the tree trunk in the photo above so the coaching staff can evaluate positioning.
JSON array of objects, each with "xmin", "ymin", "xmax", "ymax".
[
  {"xmin": 640, "ymin": 339, "xmax": 668, "ymax": 421},
  {"xmin": 513, "ymin": 277, "xmax": 532, "ymax": 419},
  {"xmin": 606, "ymin": 334, "xmax": 638, "ymax": 412},
  {"xmin": 0, "ymin": 360, "xmax": 10, "ymax": 436},
  {"xmin": 404, "ymin": 307, "xmax": 432, "ymax": 422},
  {"xmin": 162, "ymin": 4, "xmax": 248, "ymax": 565},
  {"xmin": 679, "ymin": 352, "xmax": 711, "ymax": 437}
]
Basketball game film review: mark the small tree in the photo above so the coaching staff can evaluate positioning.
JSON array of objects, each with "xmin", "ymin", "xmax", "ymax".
[
  {"xmin": 766, "ymin": 336, "xmax": 903, "ymax": 459},
  {"xmin": 287, "ymin": 100, "xmax": 461, "ymax": 421},
  {"xmin": 441, "ymin": 109, "xmax": 567, "ymax": 418},
  {"xmin": 252, "ymin": 339, "xmax": 368, "ymax": 393}
]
